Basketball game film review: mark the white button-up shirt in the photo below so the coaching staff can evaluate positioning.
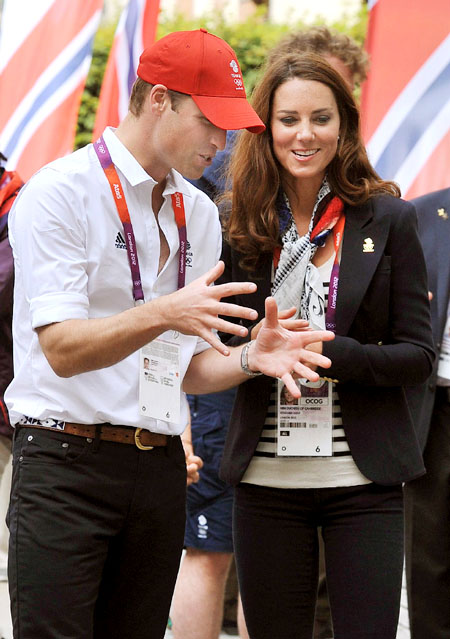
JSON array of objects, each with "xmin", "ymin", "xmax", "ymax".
[{"xmin": 6, "ymin": 127, "xmax": 222, "ymax": 434}]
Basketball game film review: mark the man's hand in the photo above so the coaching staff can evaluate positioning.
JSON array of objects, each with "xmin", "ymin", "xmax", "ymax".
[
  {"xmin": 248, "ymin": 297, "xmax": 334, "ymax": 398},
  {"xmin": 160, "ymin": 261, "xmax": 258, "ymax": 355},
  {"xmin": 36, "ymin": 261, "xmax": 260, "ymax": 378}
]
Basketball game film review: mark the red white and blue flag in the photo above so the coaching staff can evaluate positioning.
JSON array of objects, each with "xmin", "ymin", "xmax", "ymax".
[
  {"xmin": 92, "ymin": 0, "xmax": 160, "ymax": 141},
  {"xmin": 0, "ymin": 0, "xmax": 103, "ymax": 181},
  {"xmin": 361, "ymin": 0, "xmax": 450, "ymax": 199}
]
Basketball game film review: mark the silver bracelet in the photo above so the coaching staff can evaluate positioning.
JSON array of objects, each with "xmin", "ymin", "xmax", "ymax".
[{"xmin": 240, "ymin": 340, "xmax": 263, "ymax": 377}]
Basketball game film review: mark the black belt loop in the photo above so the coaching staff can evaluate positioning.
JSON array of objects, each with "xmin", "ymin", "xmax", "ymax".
[
  {"xmin": 92, "ymin": 423, "xmax": 103, "ymax": 453},
  {"xmin": 436, "ymin": 386, "xmax": 450, "ymax": 403},
  {"xmin": 165, "ymin": 435, "xmax": 177, "ymax": 457}
]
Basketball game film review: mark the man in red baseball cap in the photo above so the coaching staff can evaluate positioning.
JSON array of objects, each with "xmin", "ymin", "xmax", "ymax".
[
  {"xmin": 6, "ymin": 28, "xmax": 332, "ymax": 639},
  {"xmin": 112, "ymin": 28, "xmax": 264, "ymax": 185},
  {"xmin": 137, "ymin": 28, "xmax": 265, "ymax": 134}
]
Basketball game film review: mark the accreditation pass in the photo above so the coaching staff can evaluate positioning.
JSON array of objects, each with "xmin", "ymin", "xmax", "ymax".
[
  {"xmin": 139, "ymin": 334, "xmax": 181, "ymax": 423},
  {"xmin": 277, "ymin": 378, "xmax": 332, "ymax": 456}
]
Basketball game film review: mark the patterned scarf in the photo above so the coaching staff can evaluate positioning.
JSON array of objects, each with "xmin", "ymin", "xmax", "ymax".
[{"xmin": 272, "ymin": 179, "xmax": 344, "ymax": 330}]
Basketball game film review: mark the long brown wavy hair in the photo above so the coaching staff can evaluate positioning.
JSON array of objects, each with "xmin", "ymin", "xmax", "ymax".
[{"xmin": 225, "ymin": 52, "xmax": 400, "ymax": 272}]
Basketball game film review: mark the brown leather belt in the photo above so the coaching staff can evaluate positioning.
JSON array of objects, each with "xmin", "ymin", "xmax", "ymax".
[{"xmin": 21, "ymin": 422, "xmax": 168, "ymax": 450}]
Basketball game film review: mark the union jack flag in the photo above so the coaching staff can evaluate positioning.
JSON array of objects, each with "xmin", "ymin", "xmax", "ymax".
[
  {"xmin": 0, "ymin": 0, "xmax": 103, "ymax": 181},
  {"xmin": 92, "ymin": 0, "xmax": 160, "ymax": 141},
  {"xmin": 361, "ymin": 0, "xmax": 450, "ymax": 199}
]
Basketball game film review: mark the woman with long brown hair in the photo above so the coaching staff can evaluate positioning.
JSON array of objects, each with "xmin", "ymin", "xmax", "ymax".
[{"xmin": 218, "ymin": 53, "xmax": 434, "ymax": 639}]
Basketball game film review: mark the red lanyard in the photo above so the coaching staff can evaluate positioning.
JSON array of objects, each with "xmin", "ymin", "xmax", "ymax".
[
  {"xmin": 325, "ymin": 214, "xmax": 345, "ymax": 330},
  {"xmin": 94, "ymin": 136, "xmax": 187, "ymax": 303},
  {"xmin": 171, "ymin": 192, "xmax": 187, "ymax": 291}
]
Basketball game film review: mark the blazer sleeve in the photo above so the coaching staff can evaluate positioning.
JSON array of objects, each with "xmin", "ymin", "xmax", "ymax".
[
  {"xmin": 319, "ymin": 200, "xmax": 435, "ymax": 386},
  {"xmin": 217, "ymin": 238, "xmax": 264, "ymax": 347}
]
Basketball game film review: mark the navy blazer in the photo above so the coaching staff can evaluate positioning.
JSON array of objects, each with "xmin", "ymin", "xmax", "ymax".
[
  {"xmin": 405, "ymin": 188, "xmax": 450, "ymax": 450},
  {"xmin": 218, "ymin": 195, "xmax": 435, "ymax": 486}
]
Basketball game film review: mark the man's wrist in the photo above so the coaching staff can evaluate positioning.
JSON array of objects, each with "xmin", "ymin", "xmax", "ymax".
[
  {"xmin": 241, "ymin": 340, "xmax": 263, "ymax": 377},
  {"xmin": 151, "ymin": 294, "xmax": 173, "ymax": 334}
]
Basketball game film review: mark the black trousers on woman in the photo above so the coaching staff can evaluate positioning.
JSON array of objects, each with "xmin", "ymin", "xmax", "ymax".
[{"xmin": 233, "ymin": 482, "xmax": 404, "ymax": 639}]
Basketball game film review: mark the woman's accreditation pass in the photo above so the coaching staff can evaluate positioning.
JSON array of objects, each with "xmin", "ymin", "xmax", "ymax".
[
  {"xmin": 277, "ymin": 379, "xmax": 332, "ymax": 456},
  {"xmin": 139, "ymin": 336, "xmax": 181, "ymax": 423}
]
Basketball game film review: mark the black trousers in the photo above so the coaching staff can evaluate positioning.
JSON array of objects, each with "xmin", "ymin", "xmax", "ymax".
[
  {"xmin": 233, "ymin": 481, "xmax": 404, "ymax": 639},
  {"xmin": 404, "ymin": 386, "xmax": 450, "ymax": 639},
  {"xmin": 7, "ymin": 426, "xmax": 187, "ymax": 639}
]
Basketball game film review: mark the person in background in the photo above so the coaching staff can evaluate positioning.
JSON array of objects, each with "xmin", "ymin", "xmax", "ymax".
[
  {"xmin": 171, "ymin": 26, "xmax": 369, "ymax": 639},
  {"xmin": 5, "ymin": 29, "xmax": 333, "ymax": 639},
  {"xmin": 217, "ymin": 51, "xmax": 434, "ymax": 639},
  {"xmin": 404, "ymin": 187, "xmax": 450, "ymax": 639},
  {"xmin": 0, "ymin": 154, "xmax": 23, "ymax": 585}
]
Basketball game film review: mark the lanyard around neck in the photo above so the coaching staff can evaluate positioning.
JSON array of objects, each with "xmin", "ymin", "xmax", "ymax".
[
  {"xmin": 93, "ymin": 136, "xmax": 187, "ymax": 304},
  {"xmin": 325, "ymin": 214, "xmax": 345, "ymax": 331},
  {"xmin": 273, "ymin": 210, "xmax": 345, "ymax": 331}
]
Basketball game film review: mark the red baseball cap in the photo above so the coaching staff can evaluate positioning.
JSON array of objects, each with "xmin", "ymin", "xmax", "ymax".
[{"xmin": 137, "ymin": 29, "xmax": 265, "ymax": 134}]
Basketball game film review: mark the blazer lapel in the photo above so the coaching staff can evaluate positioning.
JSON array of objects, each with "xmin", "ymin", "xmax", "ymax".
[
  {"xmin": 435, "ymin": 198, "xmax": 450, "ymax": 339},
  {"xmin": 257, "ymin": 254, "xmax": 272, "ymax": 301},
  {"xmin": 336, "ymin": 200, "xmax": 390, "ymax": 336}
]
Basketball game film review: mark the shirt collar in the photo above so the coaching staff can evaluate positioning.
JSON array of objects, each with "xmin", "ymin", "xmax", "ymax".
[{"xmin": 101, "ymin": 127, "xmax": 191, "ymax": 198}]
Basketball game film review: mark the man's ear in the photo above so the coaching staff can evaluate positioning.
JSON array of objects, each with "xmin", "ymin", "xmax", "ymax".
[{"xmin": 150, "ymin": 84, "xmax": 169, "ymax": 115}]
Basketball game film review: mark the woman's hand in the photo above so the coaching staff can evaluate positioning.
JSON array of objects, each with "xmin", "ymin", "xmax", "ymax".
[
  {"xmin": 250, "ymin": 306, "xmax": 310, "ymax": 340},
  {"xmin": 248, "ymin": 297, "xmax": 334, "ymax": 398}
]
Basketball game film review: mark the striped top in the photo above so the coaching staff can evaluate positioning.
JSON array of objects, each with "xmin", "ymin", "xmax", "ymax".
[{"xmin": 242, "ymin": 255, "xmax": 372, "ymax": 489}]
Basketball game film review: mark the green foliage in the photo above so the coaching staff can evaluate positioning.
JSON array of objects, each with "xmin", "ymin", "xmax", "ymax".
[
  {"xmin": 74, "ymin": 4, "xmax": 368, "ymax": 149},
  {"xmin": 74, "ymin": 21, "xmax": 116, "ymax": 149}
]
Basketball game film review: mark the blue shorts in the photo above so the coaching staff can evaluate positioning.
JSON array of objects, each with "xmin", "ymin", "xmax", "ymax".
[{"xmin": 184, "ymin": 389, "xmax": 236, "ymax": 553}]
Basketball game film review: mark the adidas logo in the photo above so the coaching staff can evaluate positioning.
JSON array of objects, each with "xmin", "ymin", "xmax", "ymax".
[{"xmin": 115, "ymin": 231, "xmax": 126, "ymax": 250}]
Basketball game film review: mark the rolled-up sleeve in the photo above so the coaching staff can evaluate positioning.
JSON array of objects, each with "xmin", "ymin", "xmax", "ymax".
[{"xmin": 10, "ymin": 168, "xmax": 90, "ymax": 328}]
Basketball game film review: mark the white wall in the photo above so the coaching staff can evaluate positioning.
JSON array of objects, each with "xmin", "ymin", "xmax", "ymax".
[
  {"xmin": 269, "ymin": 0, "xmax": 362, "ymax": 24},
  {"xmin": 160, "ymin": 0, "xmax": 249, "ymax": 22},
  {"xmin": 105, "ymin": 0, "xmax": 362, "ymax": 25}
]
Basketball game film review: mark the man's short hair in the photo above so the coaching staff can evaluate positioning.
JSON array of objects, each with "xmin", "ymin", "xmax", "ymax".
[
  {"xmin": 129, "ymin": 78, "xmax": 188, "ymax": 117},
  {"xmin": 267, "ymin": 26, "xmax": 369, "ymax": 86}
]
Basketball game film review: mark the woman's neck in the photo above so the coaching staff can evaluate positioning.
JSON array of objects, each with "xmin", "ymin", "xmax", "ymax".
[{"xmin": 284, "ymin": 176, "xmax": 323, "ymax": 234}]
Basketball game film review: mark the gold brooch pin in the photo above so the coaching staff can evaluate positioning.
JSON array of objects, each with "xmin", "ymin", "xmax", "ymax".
[
  {"xmin": 437, "ymin": 208, "xmax": 448, "ymax": 220},
  {"xmin": 363, "ymin": 237, "xmax": 374, "ymax": 253}
]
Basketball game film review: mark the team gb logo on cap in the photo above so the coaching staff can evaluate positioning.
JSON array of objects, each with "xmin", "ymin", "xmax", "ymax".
[{"xmin": 229, "ymin": 60, "xmax": 244, "ymax": 90}]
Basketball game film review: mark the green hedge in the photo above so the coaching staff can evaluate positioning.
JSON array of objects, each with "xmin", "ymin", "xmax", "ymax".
[{"xmin": 75, "ymin": 5, "xmax": 368, "ymax": 149}]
